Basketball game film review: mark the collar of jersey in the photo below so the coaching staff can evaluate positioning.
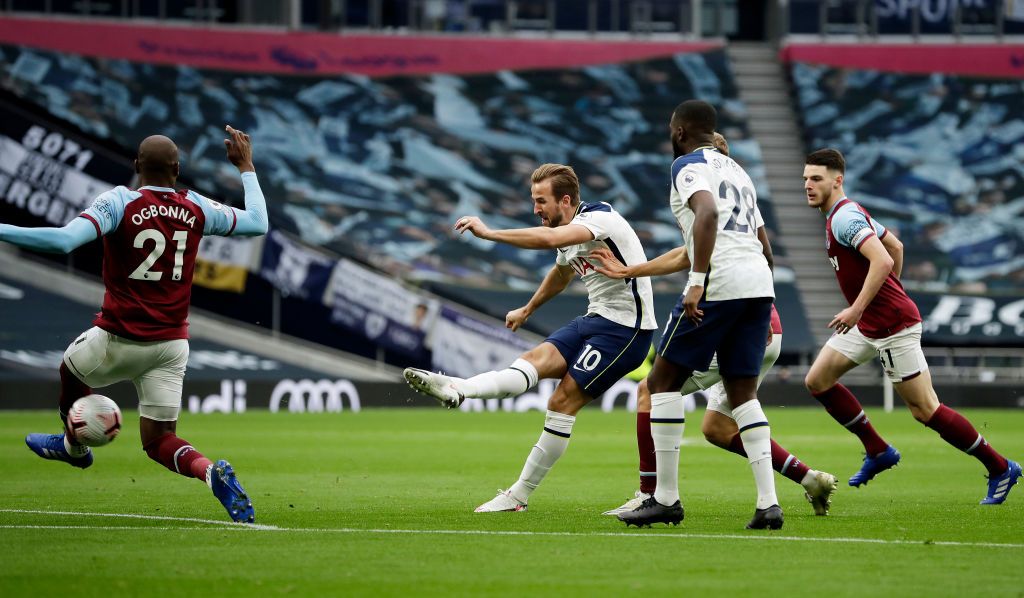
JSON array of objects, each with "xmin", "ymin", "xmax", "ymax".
[
  {"xmin": 825, "ymin": 196, "xmax": 849, "ymax": 219},
  {"xmin": 138, "ymin": 185, "xmax": 176, "ymax": 192}
]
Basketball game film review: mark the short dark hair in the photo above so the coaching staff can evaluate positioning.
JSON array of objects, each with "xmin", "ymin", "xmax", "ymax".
[
  {"xmin": 671, "ymin": 100, "xmax": 717, "ymax": 136},
  {"xmin": 806, "ymin": 148, "xmax": 845, "ymax": 174}
]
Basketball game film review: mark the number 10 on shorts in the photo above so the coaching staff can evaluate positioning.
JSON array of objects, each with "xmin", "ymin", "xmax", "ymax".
[{"xmin": 575, "ymin": 345, "xmax": 602, "ymax": 371}]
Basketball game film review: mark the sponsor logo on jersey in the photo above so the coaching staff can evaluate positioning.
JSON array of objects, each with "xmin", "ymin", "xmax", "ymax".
[{"xmin": 568, "ymin": 256, "xmax": 595, "ymax": 277}]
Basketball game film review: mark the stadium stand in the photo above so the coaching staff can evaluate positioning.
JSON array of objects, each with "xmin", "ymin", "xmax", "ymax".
[
  {"xmin": 0, "ymin": 41, "xmax": 815, "ymax": 353},
  {"xmin": 0, "ymin": 44, "xmax": 783, "ymax": 285},
  {"xmin": 790, "ymin": 61, "xmax": 1024, "ymax": 295}
]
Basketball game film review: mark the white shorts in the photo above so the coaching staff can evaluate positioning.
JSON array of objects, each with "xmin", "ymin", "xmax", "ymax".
[
  {"xmin": 825, "ymin": 323, "xmax": 928, "ymax": 383},
  {"xmin": 63, "ymin": 326, "xmax": 189, "ymax": 421},
  {"xmin": 685, "ymin": 334, "xmax": 782, "ymax": 419}
]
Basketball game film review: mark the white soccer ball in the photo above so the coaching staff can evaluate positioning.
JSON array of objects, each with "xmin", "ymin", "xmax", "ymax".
[{"xmin": 67, "ymin": 394, "xmax": 123, "ymax": 447}]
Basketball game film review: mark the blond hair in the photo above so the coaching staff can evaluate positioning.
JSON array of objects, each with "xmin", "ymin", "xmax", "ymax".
[{"xmin": 531, "ymin": 163, "xmax": 580, "ymax": 205}]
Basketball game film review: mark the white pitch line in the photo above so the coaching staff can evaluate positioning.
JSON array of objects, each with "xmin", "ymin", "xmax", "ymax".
[
  {"xmin": 0, "ymin": 525, "xmax": 253, "ymax": 531},
  {"xmin": 0, "ymin": 509, "xmax": 1021, "ymax": 549},
  {"xmin": 0, "ymin": 509, "xmax": 281, "ymax": 531}
]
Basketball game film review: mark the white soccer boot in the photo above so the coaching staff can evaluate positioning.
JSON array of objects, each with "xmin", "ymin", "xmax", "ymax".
[
  {"xmin": 802, "ymin": 470, "xmax": 838, "ymax": 516},
  {"xmin": 602, "ymin": 490, "xmax": 651, "ymax": 516},
  {"xmin": 475, "ymin": 489, "xmax": 527, "ymax": 512},
  {"xmin": 403, "ymin": 368, "xmax": 465, "ymax": 409}
]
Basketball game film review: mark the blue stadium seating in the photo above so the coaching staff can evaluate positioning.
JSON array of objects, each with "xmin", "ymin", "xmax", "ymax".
[{"xmin": 791, "ymin": 62, "xmax": 1024, "ymax": 294}]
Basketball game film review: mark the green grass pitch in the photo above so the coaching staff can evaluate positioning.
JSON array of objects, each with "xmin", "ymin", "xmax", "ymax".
[{"xmin": 1, "ymin": 407, "xmax": 1021, "ymax": 596}]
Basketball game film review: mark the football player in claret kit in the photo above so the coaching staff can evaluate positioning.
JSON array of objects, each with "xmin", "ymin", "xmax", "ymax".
[
  {"xmin": 802, "ymin": 148, "xmax": 1020, "ymax": 504},
  {"xmin": 0, "ymin": 126, "xmax": 269, "ymax": 522},
  {"xmin": 404, "ymin": 163, "xmax": 657, "ymax": 512}
]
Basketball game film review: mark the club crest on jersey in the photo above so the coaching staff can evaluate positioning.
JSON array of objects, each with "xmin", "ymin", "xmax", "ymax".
[{"xmin": 682, "ymin": 173, "xmax": 696, "ymax": 186}]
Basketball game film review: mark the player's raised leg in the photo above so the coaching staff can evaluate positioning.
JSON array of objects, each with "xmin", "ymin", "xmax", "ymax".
[
  {"xmin": 405, "ymin": 353, "xmax": 540, "ymax": 409},
  {"xmin": 806, "ymin": 343, "xmax": 899, "ymax": 487},
  {"xmin": 25, "ymin": 330, "xmax": 107, "ymax": 469}
]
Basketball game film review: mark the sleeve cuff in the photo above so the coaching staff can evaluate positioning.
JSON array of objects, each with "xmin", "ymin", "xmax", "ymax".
[
  {"xmin": 79, "ymin": 213, "xmax": 102, "ymax": 239},
  {"xmin": 854, "ymin": 231, "xmax": 876, "ymax": 250},
  {"xmin": 227, "ymin": 208, "xmax": 238, "ymax": 236}
]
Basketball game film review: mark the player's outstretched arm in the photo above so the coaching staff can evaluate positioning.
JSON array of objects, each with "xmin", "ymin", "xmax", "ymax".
[
  {"xmin": 588, "ymin": 246, "xmax": 689, "ymax": 279},
  {"xmin": 223, "ymin": 125, "xmax": 268, "ymax": 237},
  {"xmin": 880, "ymin": 230, "xmax": 903, "ymax": 278},
  {"xmin": 0, "ymin": 218, "xmax": 97, "ymax": 254},
  {"xmin": 506, "ymin": 265, "xmax": 574, "ymax": 331},
  {"xmin": 455, "ymin": 216, "xmax": 593, "ymax": 250}
]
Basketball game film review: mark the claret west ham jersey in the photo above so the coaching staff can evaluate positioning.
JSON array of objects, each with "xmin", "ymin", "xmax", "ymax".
[
  {"xmin": 824, "ymin": 198, "xmax": 921, "ymax": 338},
  {"xmin": 78, "ymin": 185, "xmax": 240, "ymax": 341}
]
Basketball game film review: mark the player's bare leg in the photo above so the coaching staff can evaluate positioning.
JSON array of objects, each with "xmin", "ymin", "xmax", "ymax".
[
  {"xmin": 476, "ymin": 370, "xmax": 584, "ymax": 513},
  {"xmin": 806, "ymin": 346, "xmax": 899, "ymax": 487},
  {"xmin": 896, "ymin": 370, "xmax": 1020, "ymax": 504},
  {"xmin": 140, "ymin": 418, "xmax": 255, "ymax": 523},
  {"xmin": 723, "ymin": 375, "xmax": 783, "ymax": 529},
  {"xmin": 702, "ymin": 409, "xmax": 837, "ymax": 515},
  {"xmin": 617, "ymin": 356, "xmax": 689, "ymax": 527}
]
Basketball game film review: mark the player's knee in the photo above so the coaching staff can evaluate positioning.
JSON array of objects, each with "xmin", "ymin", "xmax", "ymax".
[
  {"xmin": 701, "ymin": 420, "xmax": 727, "ymax": 448},
  {"xmin": 909, "ymin": 406, "xmax": 931, "ymax": 424},
  {"xmin": 547, "ymin": 390, "xmax": 586, "ymax": 416},
  {"xmin": 804, "ymin": 372, "xmax": 829, "ymax": 395}
]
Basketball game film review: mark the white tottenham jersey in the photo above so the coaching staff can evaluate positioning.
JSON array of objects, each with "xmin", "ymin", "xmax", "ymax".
[
  {"xmin": 555, "ymin": 202, "xmax": 658, "ymax": 330},
  {"xmin": 669, "ymin": 147, "xmax": 774, "ymax": 301}
]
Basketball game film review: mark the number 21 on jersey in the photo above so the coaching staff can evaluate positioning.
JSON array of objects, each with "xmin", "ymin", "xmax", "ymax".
[{"xmin": 130, "ymin": 229, "xmax": 188, "ymax": 282}]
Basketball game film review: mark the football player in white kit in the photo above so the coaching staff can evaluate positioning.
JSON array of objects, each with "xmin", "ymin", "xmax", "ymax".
[
  {"xmin": 592, "ymin": 133, "xmax": 836, "ymax": 520},
  {"xmin": 617, "ymin": 100, "xmax": 782, "ymax": 530},
  {"xmin": 404, "ymin": 163, "xmax": 657, "ymax": 512}
]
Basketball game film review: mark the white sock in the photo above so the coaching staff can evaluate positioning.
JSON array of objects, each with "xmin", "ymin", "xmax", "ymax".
[
  {"xmin": 508, "ymin": 410, "xmax": 575, "ymax": 503},
  {"xmin": 800, "ymin": 469, "xmax": 818, "ymax": 488},
  {"xmin": 733, "ymin": 399, "xmax": 778, "ymax": 510},
  {"xmin": 63, "ymin": 434, "xmax": 89, "ymax": 457},
  {"xmin": 456, "ymin": 358, "xmax": 539, "ymax": 399},
  {"xmin": 650, "ymin": 392, "xmax": 685, "ymax": 506}
]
